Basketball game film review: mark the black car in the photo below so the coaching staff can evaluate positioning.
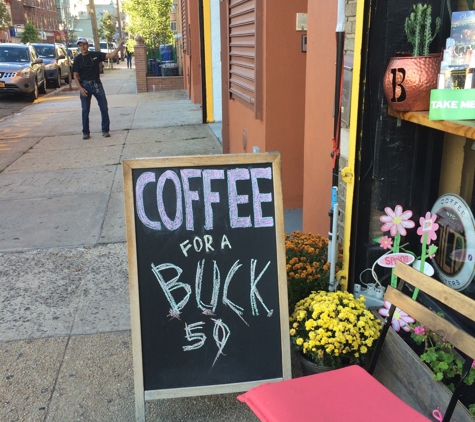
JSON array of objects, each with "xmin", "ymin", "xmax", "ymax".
[{"xmin": 30, "ymin": 43, "xmax": 72, "ymax": 88}]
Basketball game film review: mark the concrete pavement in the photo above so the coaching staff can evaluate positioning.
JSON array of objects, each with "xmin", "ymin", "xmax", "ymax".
[{"xmin": 0, "ymin": 60, "xmax": 271, "ymax": 421}]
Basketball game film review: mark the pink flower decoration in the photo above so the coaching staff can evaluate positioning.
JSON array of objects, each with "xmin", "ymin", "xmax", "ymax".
[
  {"xmin": 379, "ymin": 236, "xmax": 393, "ymax": 250},
  {"xmin": 378, "ymin": 300, "xmax": 415, "ymax": 332},
  {"xmin": 417, "ymin": 212, "xmax": 439, "ymax": 245},
  {"xmin": 380, "ymin": 205, "xmax": 415, "ymax": 237},
  {"xmin": 414, "ymin": 325, "xmax": 425, "ymax": 335}
]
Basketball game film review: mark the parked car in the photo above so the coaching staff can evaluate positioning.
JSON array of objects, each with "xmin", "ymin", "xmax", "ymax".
[
  {"xmin": 0, "ymin": 43, "xmax": 46, "ymax": 100},
  {"xmin": 100, "ymin": 41, "xmax": 119, "ymax": 64},
  {"xmin": 30, "ymin": 43, "xmax": 72, "ymax": 88},
  {"xmin": 67, "ymin": 47, "xmax": 79, "ymax": 63}
]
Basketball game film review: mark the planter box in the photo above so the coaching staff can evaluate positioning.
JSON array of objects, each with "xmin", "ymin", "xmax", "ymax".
[{"xmin": 373, "ymin": 327, "xmax": 473, "ymax": 421}]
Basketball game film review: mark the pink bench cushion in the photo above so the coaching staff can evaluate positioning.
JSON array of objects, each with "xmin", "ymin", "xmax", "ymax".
[{"xmin": 238, "ymin": 365, "xmax": 431, "ymax": 422}]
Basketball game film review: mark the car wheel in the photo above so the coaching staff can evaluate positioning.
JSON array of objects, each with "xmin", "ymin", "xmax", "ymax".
[
  {"xmin": 53, "ymin": 70, "xmax": 61, "ymax": 88},
  {"xmin": 29, "ymin": 79, "xmax": 39, "ymax": 102},
  {"xmin": 38, "ymin": 72, "xmax": 47, "ymax": 94}
]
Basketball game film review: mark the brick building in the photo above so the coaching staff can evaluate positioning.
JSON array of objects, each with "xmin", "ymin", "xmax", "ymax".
[{"xmin": 8, "ymin": 0, "xmax": 58, "ymax": 43}]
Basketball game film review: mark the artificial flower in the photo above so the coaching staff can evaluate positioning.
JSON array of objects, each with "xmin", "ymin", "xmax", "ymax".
[
  {"xmin": 380, "ymin": 205, "xmax": 415, "ymax": 237},
  {"xmin": 378, "ymin": 300, "xmax": 415, "ymax": 332},
  {"xmin": 417, "ymin": 212, "xmax": 439, "ymax": 245},
  {"xmin": 379, "ymin": 235, "xmax": 393, "ymax": 250}
]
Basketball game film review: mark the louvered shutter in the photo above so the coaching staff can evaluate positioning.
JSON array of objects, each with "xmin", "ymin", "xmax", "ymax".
[
  {"xmin": 181, "ymin": 0, "xmax": 188, "ymax": 53},
  {"xmin": 229, "ymin": 0, "xmax": 256, "ymax": 106}
]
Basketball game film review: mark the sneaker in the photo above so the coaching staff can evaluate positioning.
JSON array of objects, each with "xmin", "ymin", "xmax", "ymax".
[
  {"xmin": 102, "ymin": 132, "xmax": 110, "ymax": 138},
  {"xmin": 83, "ymin": 134, "xmax": 90, "ymax": 140}
]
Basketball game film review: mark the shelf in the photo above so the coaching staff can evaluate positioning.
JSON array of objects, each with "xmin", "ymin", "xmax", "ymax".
[{"xmin": 387, "ymin": 108, "xmax": 475, "ymax": 140}]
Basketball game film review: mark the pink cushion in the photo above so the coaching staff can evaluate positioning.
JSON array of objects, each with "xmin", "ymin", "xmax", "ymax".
[{"xmin": 238, "ymin": 365, "xmax": 431, "ymax": 422}]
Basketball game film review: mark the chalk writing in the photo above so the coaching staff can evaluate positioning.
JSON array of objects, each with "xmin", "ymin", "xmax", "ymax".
[{"xmin": 135, "ymin": 168, "xmax": 274, "ymax": 232}]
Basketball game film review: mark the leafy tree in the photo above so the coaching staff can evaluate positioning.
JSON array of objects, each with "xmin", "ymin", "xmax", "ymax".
[
  {"xmin": 126, "ymin": 38, "xmax": 136, "ymax": 53},
  {"xmin": 63, "ymin": 15, "xmax": 80, "ymax": 47},
  {"xmin": 0, "ymin": 0, "xmax": 11, "ymax": 33},
  {"xmin": 21, "ymin": 22, "xmax": 39, "ymax": 43},
  {"xmin": 99, "ymin": 11, "xmax": 116, "ymax": 44},
  {"xmin": 122, "ymin": 0, "xmax": 172, "ymax": 48}
]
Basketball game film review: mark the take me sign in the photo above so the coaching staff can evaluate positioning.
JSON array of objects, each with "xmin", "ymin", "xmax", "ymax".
[{"xmin": 122, "ymin": 154, "xmax": 291, "ymax": 421}]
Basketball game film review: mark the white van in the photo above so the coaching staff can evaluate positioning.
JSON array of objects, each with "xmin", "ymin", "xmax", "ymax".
[{"xmin": 100, "ymin": 41, "xmax": 119, "ymax": 63}]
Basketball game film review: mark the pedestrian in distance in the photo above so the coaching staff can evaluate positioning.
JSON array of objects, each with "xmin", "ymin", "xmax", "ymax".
[
  {"xmin": 73, "ymin": 37, "xmax": 124, "ymax": 140},
  {"xmin": 126, "ymin": 46, "xmax": 133, "ymax": 69}
]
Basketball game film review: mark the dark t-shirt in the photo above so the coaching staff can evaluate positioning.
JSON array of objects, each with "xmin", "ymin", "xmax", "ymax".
[{"xmin": 72, "ymin": 51, "xmax": 107, "ymax": 82}]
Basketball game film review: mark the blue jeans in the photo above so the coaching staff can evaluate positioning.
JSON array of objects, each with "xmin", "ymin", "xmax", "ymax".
[
  {"xmin": 80, "ymin": 81, "xmax": 110, "ymax": 134},
  {"xmin": 126, "ymin": 56, "xmax": 132, "ymax": 67}
]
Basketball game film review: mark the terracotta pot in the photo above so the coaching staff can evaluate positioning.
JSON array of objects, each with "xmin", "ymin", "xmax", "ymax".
[{"xmin": 383, "ymin": 54, "xmax": 442, "ymax": 112}]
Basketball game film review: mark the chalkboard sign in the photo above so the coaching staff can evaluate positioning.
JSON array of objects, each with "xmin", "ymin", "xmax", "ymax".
[{"xmin": 122, "ymin": 154, "xmax": 291, "ymax": 421}]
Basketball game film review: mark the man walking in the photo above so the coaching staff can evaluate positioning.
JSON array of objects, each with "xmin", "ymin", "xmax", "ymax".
[{"xmin": 73, "ymin": 37, "xmax": 124, "ymax": 140}]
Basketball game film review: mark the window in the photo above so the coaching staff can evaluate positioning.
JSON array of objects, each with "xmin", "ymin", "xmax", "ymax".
[{"xmin": 170, "ymin": 21, "xmax": 177, "ymax": 32}]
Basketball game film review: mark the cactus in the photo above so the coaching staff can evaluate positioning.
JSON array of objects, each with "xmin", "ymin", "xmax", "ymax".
[{"xmin": 404, "ymin": 4, "xmax": 441, "ymax": 57}]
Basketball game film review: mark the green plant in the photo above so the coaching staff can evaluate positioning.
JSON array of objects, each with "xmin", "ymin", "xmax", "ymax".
[
  {"xmin": 404, "ymin": 4, "xmax": 442, "ymax": 56},
  {"xmin": 289, "ymin": 291, "xmax": 382, "ymax": 369},
  {"xmin": 285, "ymin": 231, "xmax": 342, "ymax": 311},
  {"xmin": 411, "ymin": 318, "xmax": 475, "ymax": 416},
  {"xmin": 21, "ymin": 22, "xmax": 39, "ymax": 44}
]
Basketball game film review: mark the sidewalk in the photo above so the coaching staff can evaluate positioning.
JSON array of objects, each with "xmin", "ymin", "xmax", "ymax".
[{"xmin": 0, "ymin": 61, "xmax": 262, "ymax": 421}]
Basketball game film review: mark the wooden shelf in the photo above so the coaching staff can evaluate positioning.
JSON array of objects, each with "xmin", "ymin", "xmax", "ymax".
[{"xmin": 387, "ymin": 108, "xmax": 475, "ymax": 140}]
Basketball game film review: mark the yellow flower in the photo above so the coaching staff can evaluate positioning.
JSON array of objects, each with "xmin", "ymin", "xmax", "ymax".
[{"xmin": 289, "ymin": 290, "xmax": 382, "ymax": 369}]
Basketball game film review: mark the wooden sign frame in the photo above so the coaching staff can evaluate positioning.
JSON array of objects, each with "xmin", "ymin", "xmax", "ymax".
[{"xmin": 122, "ymin": 153, "xmax": 291, "ymax": 421}]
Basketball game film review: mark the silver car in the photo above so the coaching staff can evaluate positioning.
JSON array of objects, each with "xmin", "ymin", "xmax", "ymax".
[
  {"xmin": 30, "ymin": 43, "xmax": 72, "ymax": 88},
  {"xmin": 0, "ymin": 43, "xmax": 46, "ymax": 100}
]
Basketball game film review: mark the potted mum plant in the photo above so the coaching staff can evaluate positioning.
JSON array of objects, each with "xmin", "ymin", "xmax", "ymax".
[
  {"xmin": 285, "ymin": 231, "xmax": 342, "ymax": 311},
  {"xmin": 383, "ymin": 3, "xmax": 442, "ymax": 111},
  {"xmin": 289, "ymin": 290, "xmax": 382, "ymax": 374}
]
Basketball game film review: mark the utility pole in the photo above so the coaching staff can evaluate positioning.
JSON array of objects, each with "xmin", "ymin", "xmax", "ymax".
[
  {"xmin": 115, "ymin": 0, "xmax": 123, "ymax": 60},
  {"xmin": 88, "ymin": 0, "xmax": 100, "ymax": 53}
]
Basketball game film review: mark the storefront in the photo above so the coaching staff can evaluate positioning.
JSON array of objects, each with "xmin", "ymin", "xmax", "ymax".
[{"xmin": 344, "ymin": 0, "xmax": 475, "ymax": 310}]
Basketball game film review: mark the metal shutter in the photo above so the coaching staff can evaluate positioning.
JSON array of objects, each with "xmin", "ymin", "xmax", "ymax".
[
  {"xmin": 229, "ymin": 0, "xmax": 256, "ymax": 106},
  {"xmin": 181, "ymin": 0, "xmax": 188, "ymax": 53}
]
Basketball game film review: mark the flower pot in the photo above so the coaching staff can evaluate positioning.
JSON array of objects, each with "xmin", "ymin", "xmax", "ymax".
[
  {"xmin": 383, "ymin": 54, "xmax": 442, "ymax": 112},
  {"xmin": 297, "ymin": 353, "xmax": 333, "ymax": 376}
]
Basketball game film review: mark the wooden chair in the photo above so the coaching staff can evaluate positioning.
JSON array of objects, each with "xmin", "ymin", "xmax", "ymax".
[{"xmin": 238, "ymin": 261, "xmax": 475, "ymax": 421}]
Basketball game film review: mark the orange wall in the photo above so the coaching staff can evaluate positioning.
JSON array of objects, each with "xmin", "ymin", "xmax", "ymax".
[
  {"xmin": 265, "ymin": 3, "xmax": 307, "ymax": 209},
  {"xmin": 227, "ymin": 0, "xmax": 307, "ymax": 210},
  {"xmin": 228, "ymin": 100, "xmax": 266, "ymax": 154},
  {"xmin": 186, "ymin": 0, "xmax": 202, "ymax": 104},
  {"xmin": 302, "ymin": 1, "xmax": 337, "ymax": 235}
]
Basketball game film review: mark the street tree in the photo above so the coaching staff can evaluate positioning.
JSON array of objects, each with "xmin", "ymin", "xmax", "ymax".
[
  {"xmin": 99, "ymin": 11, "xmax": 117, "ymax": 68},
  {"xmin": 0, "ymin": 1, "xmax": 11, "ymax": 33},
  {"xmin": 122, "ymin": 0, "xmax": 172, "ymax": 48},
  {"xmin": 99, "ymin": 11, "xmax": 116, "ymax": 44},
  {"xmin": 21, "ymin": 22, "xmax": 39, "ymax": 43},
  {"xmin": 62, "ymin": 15, "xmax": 80, "ymax": 47}
]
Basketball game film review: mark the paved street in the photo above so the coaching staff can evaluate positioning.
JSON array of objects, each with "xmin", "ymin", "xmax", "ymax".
[
  {"xmin": 0, "ymin": 61, "xmax": 265, "ymax": 421},
  {"xmin": 0, "ymin": 81, "xmax": 63, "ymax": 120}
]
